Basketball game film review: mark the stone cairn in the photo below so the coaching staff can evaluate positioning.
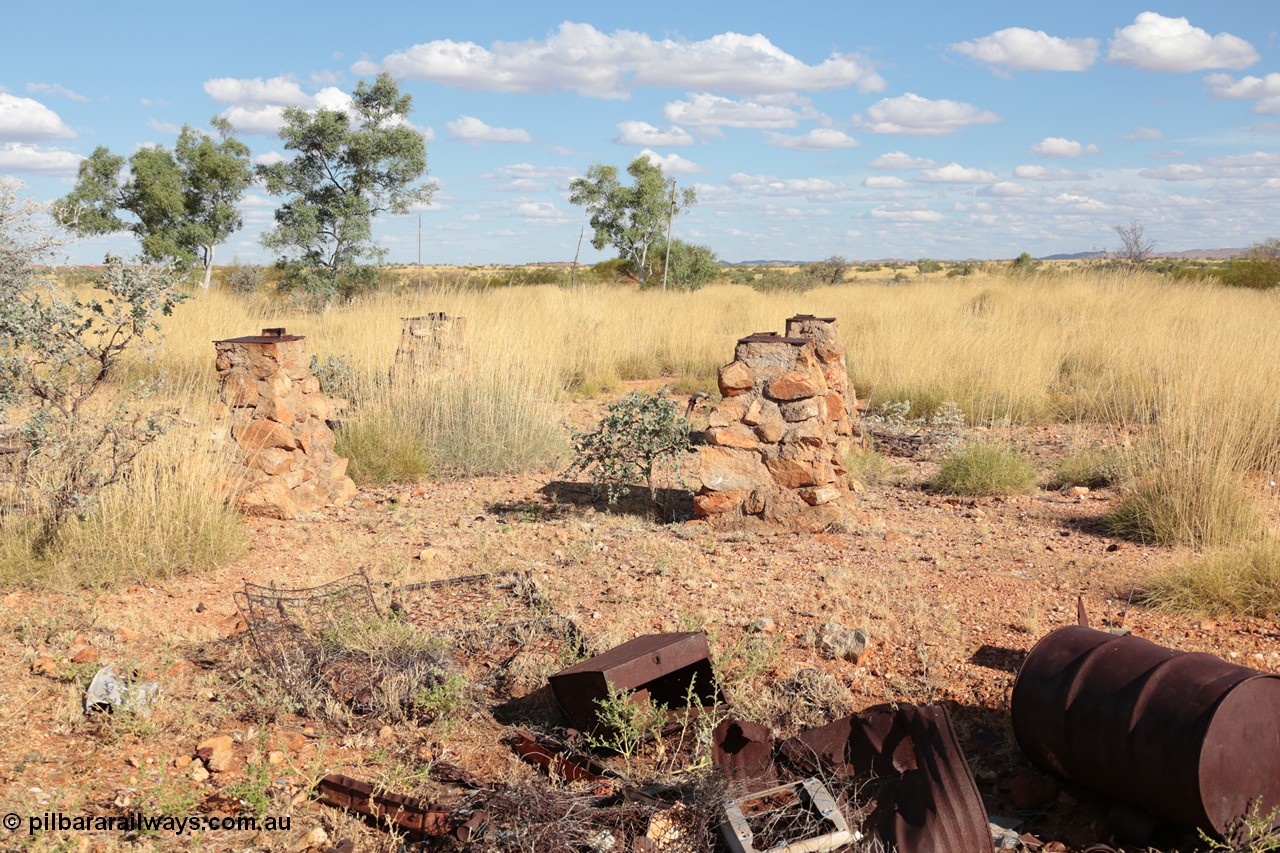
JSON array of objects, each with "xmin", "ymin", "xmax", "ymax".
[
  {"xmin": 212, "ymin": 328, "xmax": 357, "ymax": 520},
  {"xmin": 390, "ymin": 313, "xmax": 467, "ymax": 384},
  {"xmin": 694, "ymin": 315, "xmax": 861, "ymax": 531}
]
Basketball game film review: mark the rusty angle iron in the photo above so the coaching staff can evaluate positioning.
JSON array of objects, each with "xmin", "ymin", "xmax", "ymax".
[
  {"xmin": 780, "ymin": 704, "xmax": 994, "ymax": 853},
  {"xmin": 549, "ymin": 632, "xmax": 723, "ymax": 735},
  {"xmin": 513, "ymin": 730, "xmax": 617, "ymax": 796},
  {"xmin": 1011, "ymin": 625, "xmax": 1280, "ymax": 839},
  {"xmin": 736, "ymin": 332, "xmax": 812, "ymax": 346},
  {"xmin": 314, "ymin": 774, "xmax": 454, "ymax": 838}
]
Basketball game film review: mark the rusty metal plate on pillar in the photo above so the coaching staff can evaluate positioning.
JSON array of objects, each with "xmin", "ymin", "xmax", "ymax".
[
  {"xmin": 549, "ymin": 632, "xmax": 722, "ymax": 734},
  {"xmin": 780, "ymin": 705, "xmax": 993, "ymax": 853},
  {"xmin": 736, "ymin": 333, "xmax": 811, "ymax": 346},
  {"xmin": 1012, "ymin": 625, "xmax": 1280, "ymax": 839}
]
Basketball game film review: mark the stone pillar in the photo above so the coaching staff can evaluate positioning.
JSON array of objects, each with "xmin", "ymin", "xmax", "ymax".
[
  {"xmin": 783, "ymin": 314, "xmax": 862, "ymax": 456},
  {"xmin": 390, "ymin": 313, "xmax": 467, "ymax": 384},
  {"xmin": 213, "ymin": 328, "xmax": 357, "ymax": 520},
  {"xmin": 695, "ymin": 329, "xmax": 851, "ymax": 531}
]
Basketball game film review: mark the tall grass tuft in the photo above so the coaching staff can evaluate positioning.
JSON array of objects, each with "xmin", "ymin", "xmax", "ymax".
[
  {"xmin": 931, "ymin": 442, "xmax": 1037, "ymax": 496},
  {"xmin": 1145, "ymin": 541, "xmax": 1280, "ymax": 617},
  {"xmin": 0, "ymin": 427, "xmax": 245, "ymax": 588}
]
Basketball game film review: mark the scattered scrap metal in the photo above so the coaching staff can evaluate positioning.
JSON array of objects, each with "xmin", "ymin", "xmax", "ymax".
[{"xmin": 237, "ymin": 571, "xmax": 1280, "ymax": 851}]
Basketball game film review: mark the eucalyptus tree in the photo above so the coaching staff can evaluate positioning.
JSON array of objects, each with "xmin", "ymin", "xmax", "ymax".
[
  {"xmin": 56, "ymin": 118, "xmax": 252, "ymax": 289},
  {"xmin": 569, "ymin": 156, "xmax": 696, "ymax": 287},
  {"xmin": 258, "ymin": 73, "xmax": 432, "ymax": 304}
]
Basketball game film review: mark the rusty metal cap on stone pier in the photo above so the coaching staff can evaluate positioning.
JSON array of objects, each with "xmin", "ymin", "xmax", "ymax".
[
  {"xmin": 786, "ymin": 314, "xmax": 837, "ymax": 323},
  {"xmin": 736, "ymin": 332, "xmax": 812, "ymax": 345},
  {"xmin": 213, "ymin": 327, "xmax": 305, "ymax": 345}
]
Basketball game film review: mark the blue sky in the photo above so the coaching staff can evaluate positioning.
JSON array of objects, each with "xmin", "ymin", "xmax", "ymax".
[{"xmin": 3, "ymin": 1, "xmax": 1279, "ymax": 263}]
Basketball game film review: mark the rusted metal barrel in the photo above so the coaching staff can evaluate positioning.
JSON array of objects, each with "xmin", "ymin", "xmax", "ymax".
[{"xmin": 1011, "ymin": 626, "xmax": 1280, "ymax": 837}]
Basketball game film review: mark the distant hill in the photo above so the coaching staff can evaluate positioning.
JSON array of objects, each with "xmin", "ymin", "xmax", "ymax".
[{"xmin": 1039, "ymin": 249, "xmax": 1248, "ymax": 261}]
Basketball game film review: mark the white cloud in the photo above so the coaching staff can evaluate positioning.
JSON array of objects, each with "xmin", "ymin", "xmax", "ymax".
[
  {"xmin": 1139, "ymin": 163, "xmax": 1209, "ymax": 181},
  {"xmin": 982, "ymin": 182, "xmax": 1038, "ymax": 197},
  {"xmin": 725, "ymin": 172, "xmax": 848, "ymax": 200},
  {"xmin": 495, "ymin": 163, "xmax": 579, "ymax": 179},
  {"xmin": 357, "ymin": 22, "xmax": 885, "ymax": 99},
  {"xmin": 514, "ymin": 199, "xmax": 572, "ymax": 224},
  {"xmin": 614, "ymin": 121, "xmax": 694, "ymax": 146},
  {"xmin": 868, "ymin": 151, "xmax": 935, "ymax": 170},
  {"xmin": 766, "ymin": 128, "xmax": 860, "ymax": 150},
  {"xmin": 950, "ymin": 27, "xmax": 1098, "ymax": 72},
  {"xmin": 1030, "ymin": 137, "xmax": 1100, "ymax": 157},
  {"xmin": 1205, "ymin": 73, "xmax": 1280, "ymax": 114},
  {"xmin": 445, "ymin": 115, "xmax": 532, "ymax": 144},
  {"xmin": 204, "ymin": 76, "xmax": 312, "ymax": 106},
  {"xmin": 494, "ymin": 178, "xmax": 548, "ymax": 192},
  {"xmin": 218, "ymin": 105, "xmax": 288, "ymax": 135},
  {"xmin": 870, "ymin": 207, "xmax": 944, "ymax": 222},
  {"xmin": 0, "ymin": 142, "xmax": 83, "ymax": 175},
  {"xmin": 1122, "ymin": 127, "xmax": 1164, "ymax": 141},
  {"xmin": 638, "ymin": 148, "xmax": 707, "ymax": 176},
  {"xmin": 1014, "ymin": 164, "xmax": 1088, "ymax": 181},
  {"xmin": 919, "ymin": 163, "xmax": 998, "ymax": 183},
  {"xmin": 0, "ymin": 93, "xmax": 75, "ymax": 141},
  {"xmin": 147, "ymin": 118, "xmax": 181, "ymax": 134},
  {"xmin": 25, "ymin": 82, "xmax": 88, "ymax": 103},
  {"xmin": 1203, "ymin": 151, "xmax": 1280, "ymax": 169},
  {"xmin": 862, "ymin": 175, "xmax": 908, "ymax": 188},
  {"xmin": 1108, "ymin": 12, "xmax": 1258, "ymax": 73},
  {"xmin": 252, "ymin": 151, "xmax": 285, "ymax": 167},
  {"xmin": 662, "ymin": 92, "xmax": 805, "ymax": 129},
  {"xmin": 857, "ymin": 93, "xmax": 1000, "ymax": 136}
]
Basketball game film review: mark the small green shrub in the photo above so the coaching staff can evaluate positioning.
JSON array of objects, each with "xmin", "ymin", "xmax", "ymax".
[
  {"xmin": 1146, "ymin": 540, "xmax": 1280, "ymax": 618},
  {"xmin": 1045, "ymin": 447, "xmax": 1123, "ymax": 490},
  {"xmin": 748, "ymin": 268, "xmax": 816, "ymax": 293},
  {"xmin": 1107, "ymin": 466, "xmax": 1258, "ymax": 547},
  {"xmin": 565, "ymin": 391, "xmax": 691, "ymax": 504},
  {"xmin": 224, "ymin": 260, "xmax": 266, "ymax": 294},
  {"xmin": 931, "ymin": 442, "xmax": 1037, "ymax": 496}
]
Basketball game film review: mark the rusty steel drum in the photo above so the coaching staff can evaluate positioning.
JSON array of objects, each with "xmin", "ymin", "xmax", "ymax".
[{"xmin": 1011, "ymin": 626, "xmax": 1280, "ymax": 837}]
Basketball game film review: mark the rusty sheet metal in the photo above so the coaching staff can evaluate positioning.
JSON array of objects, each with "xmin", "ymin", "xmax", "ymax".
[
  {"xmin": 780, "ymin": 705, "xmax": 993, "ymax": 853},
  {"xmin": 213, "ymin": 327, "xmax": 304, "ymax": 344},
  {"xmin": 786, "ymin": 314, "xmax": 837, "ymax": 324},
  {"xmin": 712, "ymin": 718, "xmax": 777, "ymax": 788},
  {"xmin": 314, "ymin": 773, "xmax": 453, "ymax": 838},
  {"xmin": 549, "ymin": 632, "xmax": 722, "ymax": 734},
  {"xmin": 736, "ymin": 333, "xmax": 811, "ymax": 346},
  {"xmin": 513, "ymin": 730, "xmax": 617, "ymax": 796},
  {"xmin": 1011, "ymin": 625, "xmax": 1280, "ymax": 838}
]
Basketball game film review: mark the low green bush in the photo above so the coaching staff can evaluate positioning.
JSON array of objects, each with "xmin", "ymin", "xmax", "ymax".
[
  {"xmin": 931, "ymin": 442, "xmax": 1037, "ymax": 496},
  {"xmin": 1145, "ymin": 540, "xmax": 1280, "ymax": 617}
]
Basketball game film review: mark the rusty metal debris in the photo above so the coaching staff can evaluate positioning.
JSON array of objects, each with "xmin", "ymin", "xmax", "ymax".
[
  {"xmin": 513, "ymin": 730, "xmax": 618, "ymax": 796},
  {"xmin": 1012, "ymin": 625, "xmax": 1280, "ymax": 839},
  {"xmin": 549, "ymin": 632, "xmax": 723, "ymax": 735},
  {"xmin": 780, "ymin": 704, "xmax": 993, "ymax": 853},
  {"xmin": 721, "ymin": 777, "xmax": 855, "ymax": 853},
  {"xmin": 735, "ymin": 332, "xmax": 812, "ymax": 346},
  {"xmin": 712, "ymin": 718, "xmax": 776, "ymax": 788},
  {"xmin": 314, "ymin": 773, "xmax": 454, "ymax": 839},
  {"xmin": 212, "ymin": 327, "xmax": 303, "ymax": 345}
]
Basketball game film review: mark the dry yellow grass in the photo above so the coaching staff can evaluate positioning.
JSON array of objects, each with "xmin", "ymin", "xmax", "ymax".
[
  {"xmin": 143, "ymin": 269, "xmax": 1280, "ymax": 546},
  {"xmin": 8, "ymin": 264, "xmax": 1278, "ymax": 588}
]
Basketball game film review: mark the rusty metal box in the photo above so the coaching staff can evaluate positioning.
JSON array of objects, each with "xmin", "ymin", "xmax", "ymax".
[{"xmin": 549, "ymin": 632, "xmax": 722, "ymax": 734}]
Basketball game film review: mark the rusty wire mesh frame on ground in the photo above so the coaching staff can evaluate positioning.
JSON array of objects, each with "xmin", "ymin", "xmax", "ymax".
[
  {"xmin": 390, "ymin": 571, "xmax": 588, "ymax": 695},
  {"xmin": 235, "ymin": 571, "xmax": 585, "ymax": 719}
]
